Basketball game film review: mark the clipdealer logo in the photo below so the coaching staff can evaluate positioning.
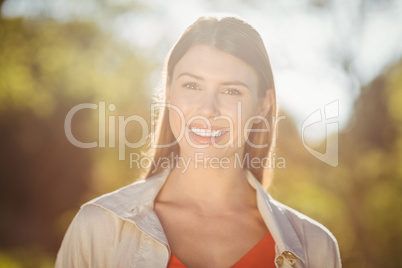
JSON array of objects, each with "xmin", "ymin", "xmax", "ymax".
[
  {"xmin": 63, "ymin": 101, "xmax": 282, "ymax": 161},
  {"xmin": 301, "ymin": 100, "xmax": 339, "ymax": 167},
  {"xmin": 64, "ymin": 100, "xmax": 339, "ymax": 167}
]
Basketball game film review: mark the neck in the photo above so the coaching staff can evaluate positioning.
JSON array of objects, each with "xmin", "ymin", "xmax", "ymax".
[{"xmin": 163, "ymin": 152, "xmax": 255, "ymax": 212}]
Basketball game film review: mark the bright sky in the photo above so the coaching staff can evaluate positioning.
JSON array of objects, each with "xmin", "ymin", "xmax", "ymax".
[{"xmin": 2, "ymin": 0, "xmax": 402, "ymax": 142}]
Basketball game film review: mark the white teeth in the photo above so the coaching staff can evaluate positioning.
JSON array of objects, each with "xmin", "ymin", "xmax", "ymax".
[{"xmin": 190, "ymin": 127, "xmax": 223, "ymax": 137}]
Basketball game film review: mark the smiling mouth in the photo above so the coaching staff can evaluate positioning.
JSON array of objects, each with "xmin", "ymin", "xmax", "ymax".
[{"xmin": 190, "ymin": 127, "xmax": 224, "ymax": 137}]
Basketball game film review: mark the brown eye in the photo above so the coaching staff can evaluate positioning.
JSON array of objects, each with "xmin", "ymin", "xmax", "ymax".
[
  {"xmin": 223, "ymin": 88, "xmax": 241, "ymax": 96},
  {"xmin": 183, "ymin": 82, "xmax": 201, "ymax": 90}
]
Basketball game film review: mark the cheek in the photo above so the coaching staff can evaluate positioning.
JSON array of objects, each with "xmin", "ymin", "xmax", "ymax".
[
  {"xmin": 238, "ymin": 103, "xmax": 261, "ymax": 139},
  {"xmin": 233, "ymin": 101, "xmax": 258, "ymax": 124},
  {"xmin": 220, "ymin": 102, "xmax": 257, "ymax": 140},
  {"xmin": 168, "ymin": 108, "xmax": 184, "ymax": 140},
  {"xmin": 167, "ymin": 96, "xmax": 193, "ymax": 139},
  {"xmin": 169, "ymin": 89, "xmax": 192, "ymax": 111}
]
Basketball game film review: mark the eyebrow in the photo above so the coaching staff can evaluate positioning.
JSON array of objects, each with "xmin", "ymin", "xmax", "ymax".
[
  {"xmin": 177, "ymin": 72, "xmax": 204, "ymax": 81},
  {"xmin": 177, "ymin": 72, "xmax": 251, "ymax": 90}
]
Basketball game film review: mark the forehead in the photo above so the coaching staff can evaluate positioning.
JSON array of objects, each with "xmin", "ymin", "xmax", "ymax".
[{"xmin": 172, "ymin": 45, "xmax": 258, "ymax": 87}]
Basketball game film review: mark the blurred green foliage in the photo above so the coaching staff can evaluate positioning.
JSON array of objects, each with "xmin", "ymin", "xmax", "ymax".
[
  {"xmin": 0, "ymin": 13, "xmax": 401, "ymax": 268},
  {"xmin": 0, "ymin": 248, "xmax": 53, "ymax": 268},
  {"xmin": 0, "ymin": 16, "xmax": 153, "ymax": 266},
  {"xmin": 272, "ymin": 61, "xmax": 402, "ymax": 268}
]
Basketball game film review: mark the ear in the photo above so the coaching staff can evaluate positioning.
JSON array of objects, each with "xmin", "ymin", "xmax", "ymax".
[{"xmin": 253, "ymin": 89, "xmax": 274, "ymax": 124}]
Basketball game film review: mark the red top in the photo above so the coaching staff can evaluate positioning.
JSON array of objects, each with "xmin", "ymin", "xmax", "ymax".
[{"xmin": 167, "ymin": 232, "xmax": 276, "ymax": 268}]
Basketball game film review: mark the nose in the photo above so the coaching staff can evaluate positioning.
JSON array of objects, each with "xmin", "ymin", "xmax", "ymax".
[{"xmin": 196, "ymin": 90, "xmax": 220, "ymax": 118}]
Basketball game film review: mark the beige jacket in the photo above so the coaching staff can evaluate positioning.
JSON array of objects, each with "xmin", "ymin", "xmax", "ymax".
[{"xmin": 56, "ymin": 170, "xmax": 342, "ymax": 268}]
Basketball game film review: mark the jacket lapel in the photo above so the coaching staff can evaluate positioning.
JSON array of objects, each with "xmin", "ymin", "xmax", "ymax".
[{"xmin": 246, "ymin": 170, "xmax": 307, "ymax": 264}]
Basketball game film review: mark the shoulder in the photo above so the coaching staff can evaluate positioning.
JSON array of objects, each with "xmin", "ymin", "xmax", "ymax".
[
  {"xmin": 271, "ymin": 198, "xmax": 342, "ymax": 267},
  {"xmin": 72, "ymin": 204, "xmax": 123, "ymax": 231},
  {"xmin": 86, "ymin": 171, "xmax": 168, "ymax": 213},
  {"xmin": 55, "ymin": 205, "xmax": 120, "ymax": 267},
  {"xmin": 273, "ymin": 198, "xmax": 337, "ymax": 240},
  {"xmin": 55, "ymin": 173, "xmax": 168, "ymax": 268},
  {"xmin": 59, "ymin": 204, "xmax": 126, "ymax": 247},
  {"xmin": 67, "ymin": 170, "xmax": 169, "ymax": 233}
]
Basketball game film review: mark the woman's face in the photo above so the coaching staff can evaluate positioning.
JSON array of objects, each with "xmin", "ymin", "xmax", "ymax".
[{"xmin": 167, "ymin": 44, "xmax": 270, "ymax": 159}]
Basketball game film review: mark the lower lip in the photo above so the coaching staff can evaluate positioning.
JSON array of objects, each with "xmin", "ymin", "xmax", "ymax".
[{"xmin": 188, "ymin": 129, "xmax": 228, "ymax": 145}]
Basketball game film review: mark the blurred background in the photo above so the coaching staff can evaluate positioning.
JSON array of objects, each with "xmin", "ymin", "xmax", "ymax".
[{"xmin": 0, "ymin": 0, "xmax": 401, "ymax": 267}]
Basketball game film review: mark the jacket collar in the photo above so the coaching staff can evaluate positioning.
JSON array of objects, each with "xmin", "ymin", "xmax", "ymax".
[
  {"xmin": 85, "ymin": 168, "xmax": 306, "ymax": 262},
  {"xmin": 86, "ymin": 169, "xmax": 171, "ymax": 246},
  {"xmin": 245, "ymin": 170, "xmax": 306, "ymax": 263}
]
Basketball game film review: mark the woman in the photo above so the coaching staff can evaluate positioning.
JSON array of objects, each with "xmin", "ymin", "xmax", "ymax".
[{"xmin": 56, "ymin": 16, "xmax": 341, "ymax": 267}]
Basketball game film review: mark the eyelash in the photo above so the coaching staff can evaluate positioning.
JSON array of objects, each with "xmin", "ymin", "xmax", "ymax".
[
  {"xmin": 182, "ymin": 82, "xmax": 242, "ymax": 96},
  {"xmin": 223, "ymin": 88, "xmax": 241, "ymax": 96},
  {"xmin": 183, "ymin": 82, "xmax": 201, "ymax": 90}
]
